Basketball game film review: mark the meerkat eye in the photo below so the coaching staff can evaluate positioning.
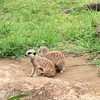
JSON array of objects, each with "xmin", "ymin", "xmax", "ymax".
[
  {"xmin": 27, "ymin": 52, "xmax": 32, "ymax": 55},
  {"xmin": 33, "ymin": 52, "xmax": 36, "ymax": 55}
]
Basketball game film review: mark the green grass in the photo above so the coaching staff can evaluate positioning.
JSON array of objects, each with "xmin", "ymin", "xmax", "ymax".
[
  {"xmin": 92, "ymin": 59, "xmax": 100, "ymax": 67},
  {"xmin": 0, "ymin": 0, "xmax": 100, "ymax": 58},
  {"xmin": 51, "ymin": 42, "xmax": 88, "ymax": 56},
  {"xmin": 7, "ymin": 94, "xmax": 29, "ymax": 100},
  {"xmin": 86, "ymin": 52, "xmax": 100, "ymax": 67}
]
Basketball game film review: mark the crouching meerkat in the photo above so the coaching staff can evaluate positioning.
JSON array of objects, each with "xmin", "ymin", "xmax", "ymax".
[
  {"xmin": 25, "ymin": 49, "xmax": 56, "ymax": 77},
  {"xmin": 38, "ymin": 46, "xmax": 65, "ymax": 74}
]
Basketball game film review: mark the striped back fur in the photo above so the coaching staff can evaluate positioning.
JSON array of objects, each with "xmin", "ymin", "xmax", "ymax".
[{"xmin": 38, "ymin": 46, "xmax": 65, "ymax": 73}]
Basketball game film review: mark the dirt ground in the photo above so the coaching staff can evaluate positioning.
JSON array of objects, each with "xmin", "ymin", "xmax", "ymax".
[
  {"xmin": 0, "ymin": 55, "xmax": 99, "ymax": 84},
  {"xmin": 0, "ymin": 55, "xmax": 100, "ymax": 99}
]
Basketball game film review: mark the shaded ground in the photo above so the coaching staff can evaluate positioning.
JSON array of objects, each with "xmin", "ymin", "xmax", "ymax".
[{"xmin": 0, "ymin": 55, "xmax": 99, "ymax": 84}]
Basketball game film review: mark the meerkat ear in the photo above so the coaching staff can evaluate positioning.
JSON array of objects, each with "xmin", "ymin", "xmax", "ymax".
[{"xmin": 33, "ymin": 52, "xmax": 36, "ymax": 55}]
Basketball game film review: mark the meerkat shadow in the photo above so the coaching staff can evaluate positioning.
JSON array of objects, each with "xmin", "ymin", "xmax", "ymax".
[{"xmin": 55, "ymin": 65, "xmax": 61, "ymax": 73}]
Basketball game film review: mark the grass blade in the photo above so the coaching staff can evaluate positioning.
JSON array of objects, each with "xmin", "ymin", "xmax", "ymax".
[{"xmin": 7, "ymin": 94, "xmax": 29, "ymax": 100}]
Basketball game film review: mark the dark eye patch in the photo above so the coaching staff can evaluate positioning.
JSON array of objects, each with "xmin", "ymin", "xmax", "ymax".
[
  {"xmin": 27, "ymin": 52, "xmax": 32, "ymax": 55},
  {"xmin": 33, "ymin": 52, "xmax": 36, "ymax": 55}
]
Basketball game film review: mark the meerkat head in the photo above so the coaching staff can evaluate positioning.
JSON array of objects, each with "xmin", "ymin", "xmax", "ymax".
[
  {"xmin": 38, "ymin": 46, "xmax": 49, "ymax": 56},
  {"xmin": 25, "ymin": 49, "xmax": 36, "ymax": 59}
]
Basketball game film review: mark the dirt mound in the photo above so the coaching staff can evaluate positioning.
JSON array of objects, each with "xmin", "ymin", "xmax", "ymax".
[
  {"xmin": 2, "ymin": 77, "xmax": 100, "ymax": 100},
  {"xmin": 0, "ymin": 56, "xmax": 100, "ymax": 100}
]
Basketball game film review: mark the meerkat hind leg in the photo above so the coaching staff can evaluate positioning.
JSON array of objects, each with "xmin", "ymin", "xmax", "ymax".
[
  {"xmin": 60, "ymin": 66, "xmax": 65, "ymax": 74},
  {"xmin": 60, "ymin": 70, "xmax": 64, "ymax": 74},
  {"xmin": 34, "ymin": 68, "xmax": 44, "ymax": 76},
  {"xmin": 58, "ymin": 61, "xmax": 65, "ymax": 74}
]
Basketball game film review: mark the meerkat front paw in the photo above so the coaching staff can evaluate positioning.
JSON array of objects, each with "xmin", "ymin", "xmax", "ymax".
[
  {"xmin": 33, "ymin": 74, "xmax": 37, "ymax": 76},
  {"xmin": 27, "ymin": 74, "xmax": 33, "ymax": 77}
]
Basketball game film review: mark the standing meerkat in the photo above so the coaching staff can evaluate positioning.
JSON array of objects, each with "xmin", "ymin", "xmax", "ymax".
[
  {"xmin": 38, "ymin": 46, "xmax": 65, "ymax": 74},
  {"xmin": 25, "ymin": 49, "xmax": 56, "ymax": 77}
]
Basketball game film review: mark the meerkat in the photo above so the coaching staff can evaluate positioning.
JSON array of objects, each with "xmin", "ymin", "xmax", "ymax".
[
  {"xmin": 38, "ymin": 46, "xmax": 65, "ymax": 74},
  {"xmin": 25, "ymin": 49, "xmax": 56, "ymax": 77}
]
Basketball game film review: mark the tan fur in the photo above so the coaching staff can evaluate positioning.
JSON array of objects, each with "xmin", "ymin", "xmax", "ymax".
[
  {"xmin": 38, "ymin": 46, "xmax": 65, "ymax": 73},
  {"xmin": 25, "ymin": 49, "xmax": 56, "ymax": 77}
]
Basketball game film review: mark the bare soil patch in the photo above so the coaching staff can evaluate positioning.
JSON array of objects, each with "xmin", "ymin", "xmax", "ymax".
[
  {"xmin": 0, "ymin": 56, "xmax": 99, "ymax": 83},
  {"xmin": 0, "ymin": 55, "xmax": 100, "ymax": 99}
]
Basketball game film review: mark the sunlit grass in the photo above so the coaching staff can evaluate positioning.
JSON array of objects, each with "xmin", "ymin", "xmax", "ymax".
[{"xmin": 0, "ymin": 0, "xmax": 100, "ymax": 58}]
